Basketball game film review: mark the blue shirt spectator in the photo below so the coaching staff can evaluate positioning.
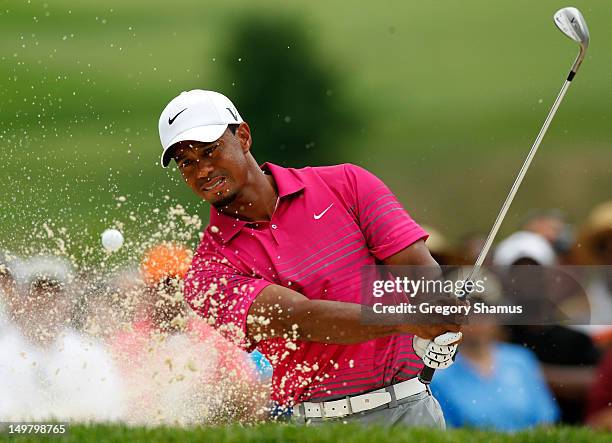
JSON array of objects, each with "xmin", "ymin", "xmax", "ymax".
[
  {"xmin": 431, "ymin": 342, "xmax": 559, "ymax": 431},
  {"xmin": 250, "ymin": 350, "xmax": 273, "ymax": 380}
]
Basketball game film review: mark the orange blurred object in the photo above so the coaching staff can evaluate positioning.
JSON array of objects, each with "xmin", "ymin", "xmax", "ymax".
[
  {"xmin": 593, "ymin": 328, "xmax": 612, "ymax": 348},
  {"xmin": 140, "ymin": 243, "xmax": 193, "ymax": 285}
]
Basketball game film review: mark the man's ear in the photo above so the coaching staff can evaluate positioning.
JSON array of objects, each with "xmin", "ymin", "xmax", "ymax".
[{"xmin": 236, "ymin": 122, "xmax": 252, "ymax": 153}]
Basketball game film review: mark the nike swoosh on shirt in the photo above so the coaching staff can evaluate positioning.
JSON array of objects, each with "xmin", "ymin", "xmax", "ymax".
[
  {"xmin": 314, "ymin": 203, "xmax": 334, "ymax": 220},
  {"xmin": 168, "ymin": 108, "xmax": 187, "ymax": 125}
]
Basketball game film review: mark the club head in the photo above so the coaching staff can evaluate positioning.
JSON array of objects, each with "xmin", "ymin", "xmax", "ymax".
[
  {"xmin": 554, "ymin": 7, "xmax": 590, "ymax": 49},
  {"xmin": 553, "ymin": 7, "xmax": 589, "ymax": 75}
]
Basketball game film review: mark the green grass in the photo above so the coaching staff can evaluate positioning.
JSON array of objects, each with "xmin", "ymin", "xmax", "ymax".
[
  {"xmin": 1, "ymin": 424, "xmax": 609, "ymax": 443},
  {"xmin": 1, "ymin": 0, "xmax": 612, "ymax": 256}
]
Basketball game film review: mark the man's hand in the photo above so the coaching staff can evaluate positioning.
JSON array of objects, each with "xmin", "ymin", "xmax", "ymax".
[
  {"xmin": 399, "ymin": 295, "xmax": 469, "ymax": 339},
  {"xmin": 406, "ymin": 324, "xmax": 461, "ymax": 340},
  {"xmin": 413, "ymin": 332, "xmax": 462, "ymax": 369}
]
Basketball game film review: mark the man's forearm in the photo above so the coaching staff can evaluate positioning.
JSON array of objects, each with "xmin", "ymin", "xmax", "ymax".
[
  {"xmin": 294, "ymin": 299, "xmax": 402, "ymax": 344},
  {"xmin": 248, "ymin": 284, "xmax": 404, "ymax": 344},
  {"xmin": 294, "ymin": 299, "xmax": 459, "ymax": 343},
  {"xmin": 247, "ymin": 282, "xmax": 458, "ymax": 345}
]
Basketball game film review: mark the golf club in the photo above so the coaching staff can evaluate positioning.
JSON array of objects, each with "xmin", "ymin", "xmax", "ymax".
[{"xmin": 418, "ymin": 6, "xmax": 590, "ymax": 385}]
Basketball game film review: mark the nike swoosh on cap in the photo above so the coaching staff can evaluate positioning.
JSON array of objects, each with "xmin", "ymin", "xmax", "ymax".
[
  {"xmin": 226, "ymin": 107, "xmax": 238, "ymax": 121},
  {"xmin": 168, "ymin": 108, "xmax": 187, "ymax": 125}
]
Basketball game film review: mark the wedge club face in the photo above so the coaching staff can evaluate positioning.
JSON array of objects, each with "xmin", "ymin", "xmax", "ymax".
[
  {"xmin": 554, "ymin": 7, "xmax": 590, "ymax": 47},
  {"xmin": 554, "ymin": 7, "xmax": 590, "ymax": 75}
]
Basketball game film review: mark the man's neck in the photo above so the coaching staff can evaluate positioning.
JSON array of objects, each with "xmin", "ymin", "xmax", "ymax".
[{"xmin": 216, "ymin": 164, "xmax": 278, "ymax": 222}]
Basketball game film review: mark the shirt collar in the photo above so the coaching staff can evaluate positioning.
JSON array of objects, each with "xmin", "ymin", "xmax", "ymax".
[
  {"xmin": 208, "ymin": 163, "xmax": 305, "ymax": 244},
  {"xmin": 261, "ymin": 162, "xmax": 305, "ymax": 198}
]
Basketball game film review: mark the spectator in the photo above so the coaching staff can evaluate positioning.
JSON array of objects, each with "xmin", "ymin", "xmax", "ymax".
[
  {"xmin": 82, "ymin": 279, "xmax": 130, "ymax": 342},
  {"xmin": 111, "ymin": 243, "xmax": 268, "ymax": 425},
  {"xmin": 0, "ymin": 255, "xmax": 124, "ymax": 422},
  {"xmin": 431, "ymin": 310, "xmax": 559, "ymax": 431},
  {"xmin": 106, "ymin": 265, "xmax": 147, "ymax": 326},
  {"xmin": 521, "ymin": 209, "xmax": 573, "ymax": 260},
  {"xmin": 573, "ymin": 201, "xmax": 612, "ymax": 341},
  {"xmin": 494, "ymin": 231, "xmax": 600, "ymax": 424}
]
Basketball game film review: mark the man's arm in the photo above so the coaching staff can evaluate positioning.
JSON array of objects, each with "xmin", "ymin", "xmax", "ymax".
[
  {"xmin": 382, "ymin": 238, "xmax": 439, "ymax": 267},
  {"xmin": 385, "ymin": 239, "xmax": 465, "ymax": 340},
  {"xmin": 246, "ymin": 240, "xmax": 459, "ymax": 345},
  {"xmin": 382, "ymin": 238, "xmax": 449, "ymax": 292}
]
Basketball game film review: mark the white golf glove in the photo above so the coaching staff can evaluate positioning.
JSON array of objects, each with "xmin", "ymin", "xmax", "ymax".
[{"xmin": 413, "ymin": 332, "xmax": 462, "ymax": 370}]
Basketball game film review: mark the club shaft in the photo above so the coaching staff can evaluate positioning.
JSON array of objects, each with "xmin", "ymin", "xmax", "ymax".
[
  {"xmin": 419, "ymin": 76, "xmax": 574, "ymax": 386},
  {"xmin": 464, "ymin": 78, "xmax": 572, "ymax": 283},
  {"xmin": 420, "ymin": 7, "xmax": 589, "ymax": 385}
]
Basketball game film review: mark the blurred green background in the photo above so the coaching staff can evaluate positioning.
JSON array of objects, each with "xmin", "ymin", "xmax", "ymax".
[{"xmin": 0, "ymin": 0, "xmax": 610, "ymax": 261}]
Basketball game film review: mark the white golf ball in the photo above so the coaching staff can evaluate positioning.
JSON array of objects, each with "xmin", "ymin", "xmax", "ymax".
[{"xmin": 101, "ymin": 228, "xmax": 124, "ymax": 252}]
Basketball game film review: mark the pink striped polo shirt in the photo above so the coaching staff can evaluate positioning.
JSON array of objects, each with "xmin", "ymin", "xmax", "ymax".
[{"xmin": 184, "ymin": 162, "xmax": 429, "ymax": 407}]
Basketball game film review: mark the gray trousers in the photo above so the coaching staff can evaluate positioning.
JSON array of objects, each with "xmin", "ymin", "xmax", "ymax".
[{"xmin": 291, "ymin": 390, "xmax": 446, "ymax": 429}]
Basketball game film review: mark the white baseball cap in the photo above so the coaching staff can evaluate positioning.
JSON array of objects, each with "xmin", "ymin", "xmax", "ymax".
[
  {"xmin": 11, "ymin": 255, "xmax": 74, "ymax": 289},
  {"xmin": 493, "ymin": 231, "xmax": 557, "ymax": 266},
  {"xmin": 158, "ymin": 90, "xmax": 244, "ymax": 168}
]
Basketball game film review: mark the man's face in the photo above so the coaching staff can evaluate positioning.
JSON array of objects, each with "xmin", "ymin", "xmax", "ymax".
[
  {"xmin": 11, "ymin": 279, "xmax": 71, "ymax": 345},
  {"xmin": 171, "ymin": 125, "xmax": 251, "ymax": 208},
  {"xmin": 28, "ymin": 280, "xmax": 70, "ymax": 323},
  {"xmin": 524, "ymin": 216, "xmax": 564, "ymax": 244}
]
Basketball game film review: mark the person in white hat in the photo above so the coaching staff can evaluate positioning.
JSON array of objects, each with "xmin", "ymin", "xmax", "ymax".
[
  {"xmin": 493, "ymin": 231, "xmax": 601, "ymax": 424},
  {"xmin": 158, "ymin": 90, "xmax": 466, "ymax": 427},
  {"xmin": 0, "ymin": 255, "xmax": 125, "ymax": 422},
  {"xmin": 493, "ymin": 231, "xmax": 558, "ymax": 267}
]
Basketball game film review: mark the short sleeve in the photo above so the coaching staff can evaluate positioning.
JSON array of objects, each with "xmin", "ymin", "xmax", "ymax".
[
  {"xmin": 344, "ymin": 164, "xmax": 428, "ymax": 261},
  {"xmin": 184, "ymin": 241, "xmax": 273, "ymax": 352}
]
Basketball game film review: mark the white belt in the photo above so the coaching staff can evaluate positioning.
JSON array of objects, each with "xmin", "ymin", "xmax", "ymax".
[{"xmin": 293, "ymin": 377, "xmax": 427, "ymax": 419}]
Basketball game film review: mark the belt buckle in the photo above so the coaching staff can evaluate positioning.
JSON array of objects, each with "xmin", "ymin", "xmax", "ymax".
[
  {"xmin": 349, "ymin": 391, "xmax": 392, "ymax": 413},
  {"xmin": 345, "ymin": 396, "xmax": 354, "ymax": 415}
]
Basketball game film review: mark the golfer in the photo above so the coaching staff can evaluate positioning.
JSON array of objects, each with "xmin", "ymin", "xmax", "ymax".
[{"xmin": 158, "ymin": 90, "xmax": 463, "ymax": 427}]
